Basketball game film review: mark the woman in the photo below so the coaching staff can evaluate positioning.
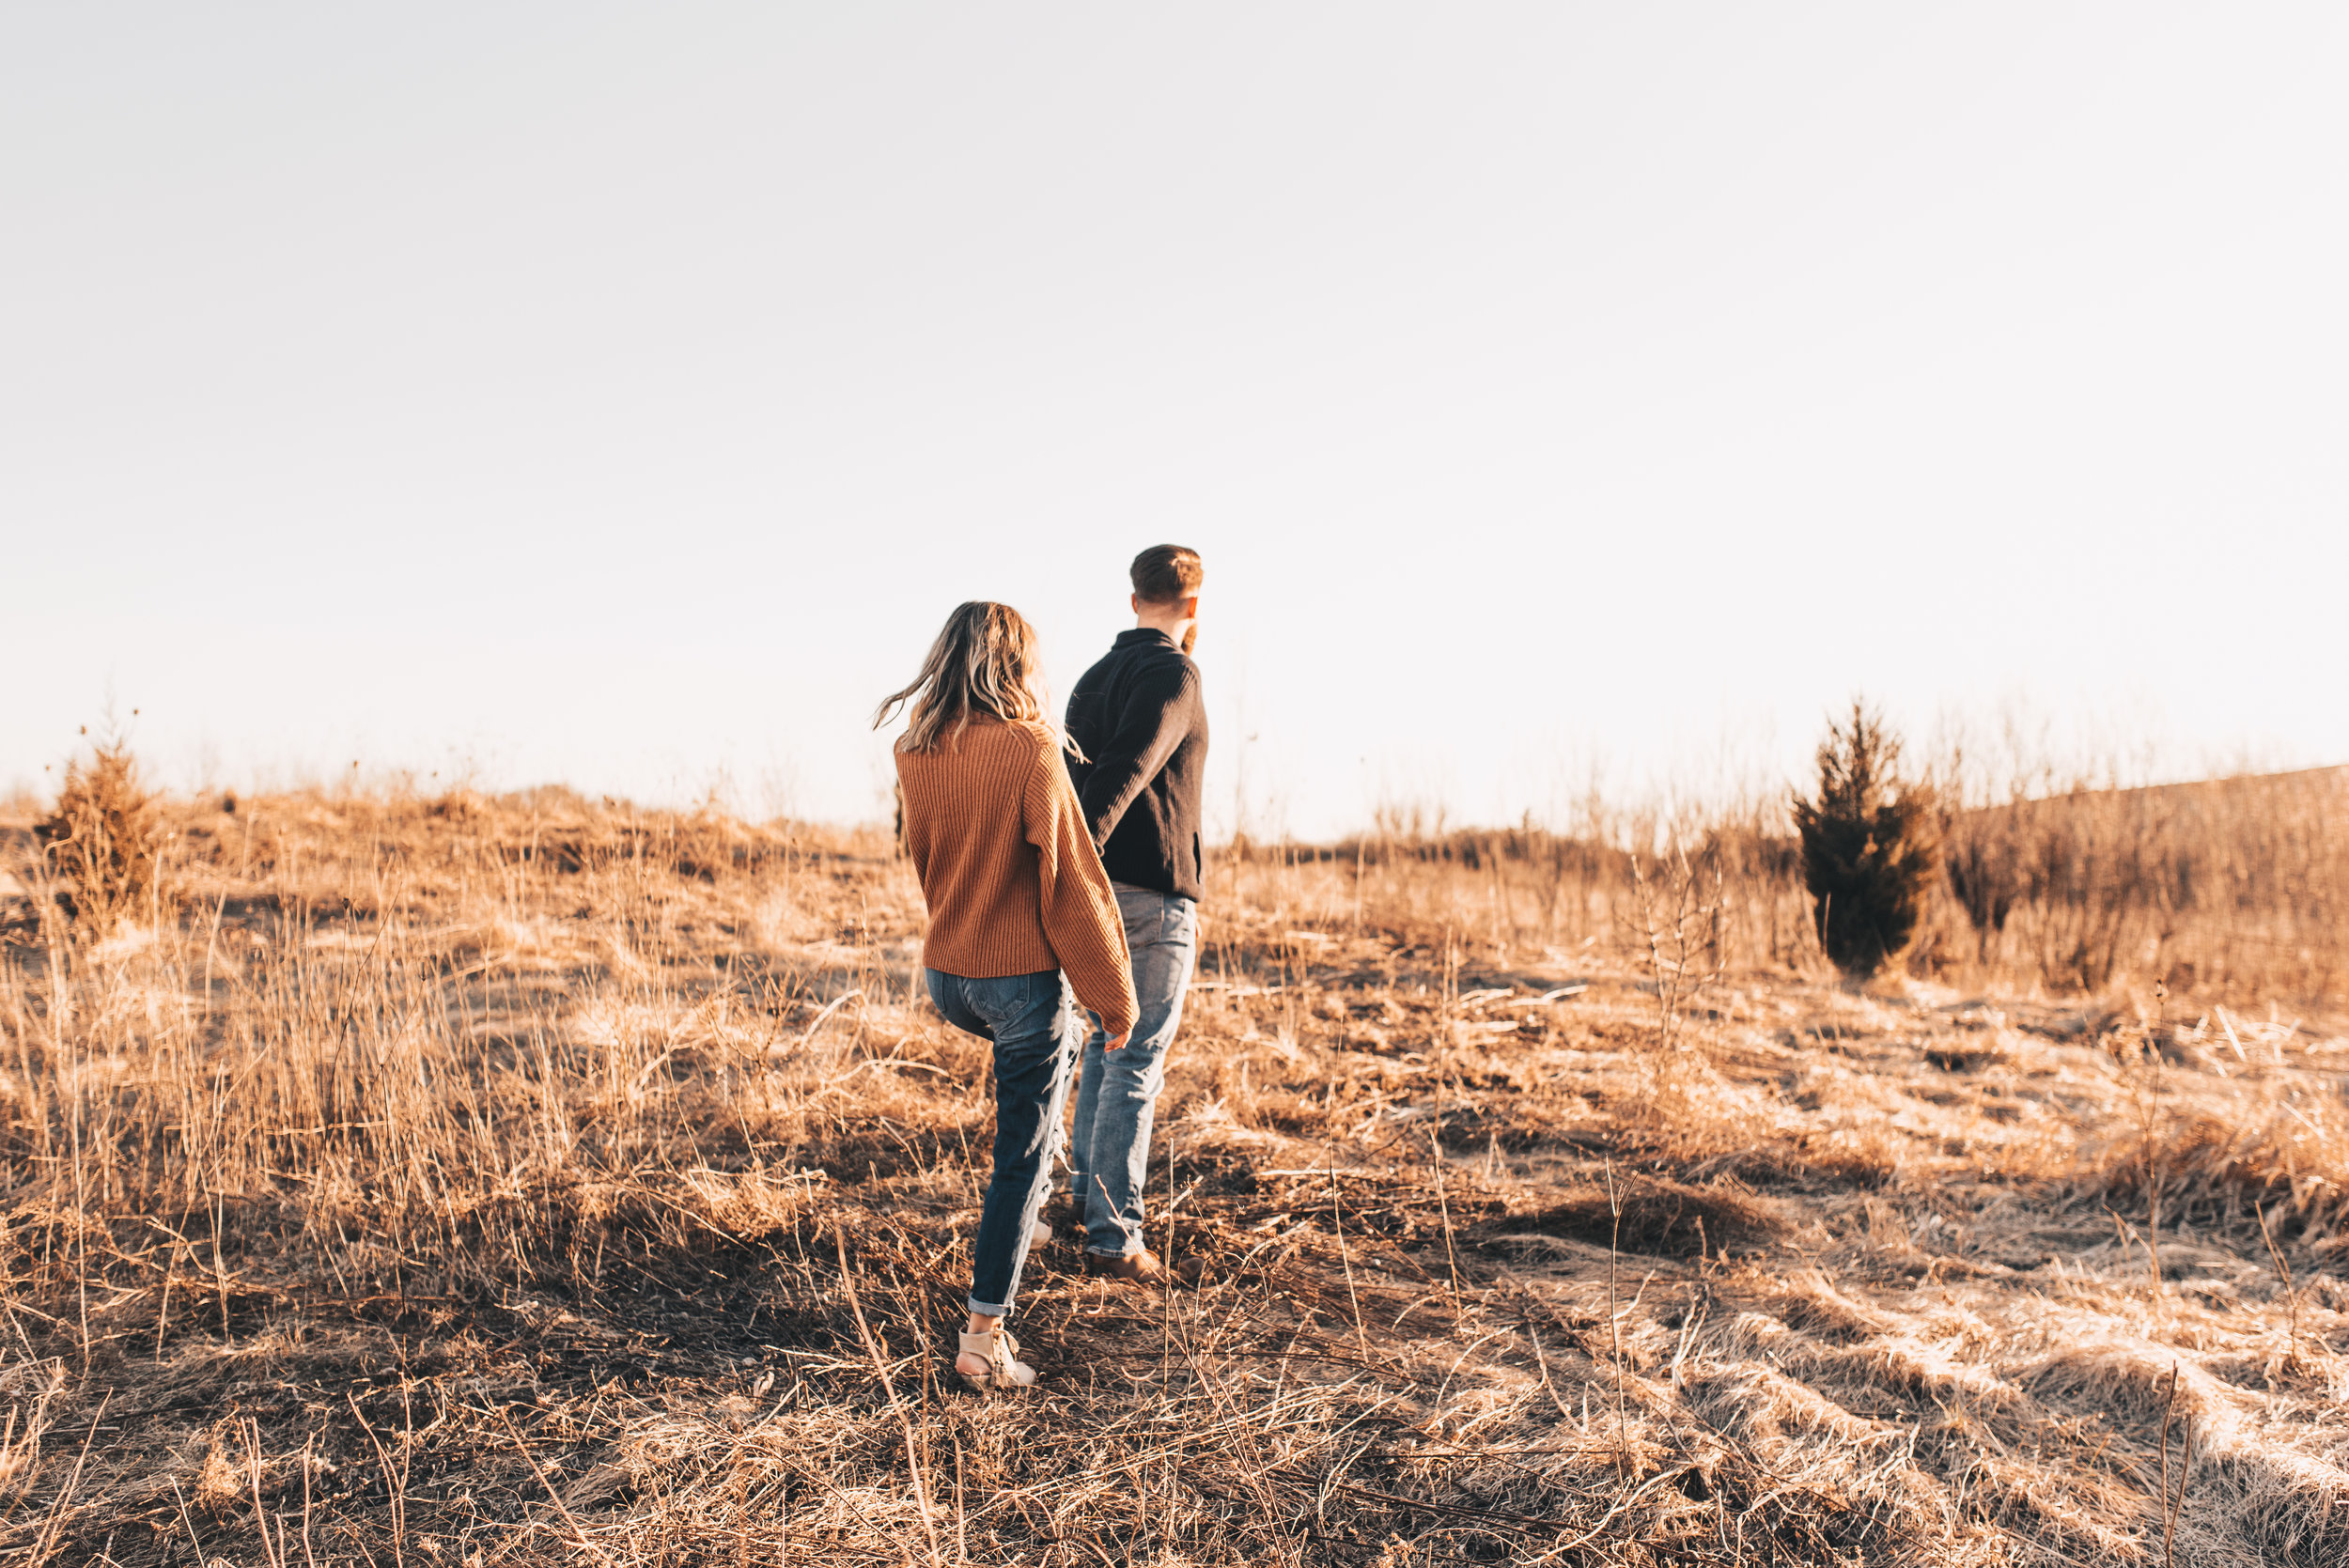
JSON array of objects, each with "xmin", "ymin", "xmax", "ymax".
[{"xmin": 876, "ymin": 601, "xmax": 1138, "ymax": 1390}]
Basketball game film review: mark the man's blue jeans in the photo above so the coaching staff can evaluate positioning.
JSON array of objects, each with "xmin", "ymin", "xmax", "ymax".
[
  {"xmin": 925, "ymin": 968, "xmax": 1081, "ymax": 1317},
  {"xmin": 1069, "ymin": 885, "xmax": 1198, "ymax": 1258}
]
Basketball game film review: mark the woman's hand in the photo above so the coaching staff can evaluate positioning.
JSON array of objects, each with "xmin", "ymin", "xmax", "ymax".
[{"xmin": 1104, "ymin": 1030, "xmax": 1132, "ymax": 1051}]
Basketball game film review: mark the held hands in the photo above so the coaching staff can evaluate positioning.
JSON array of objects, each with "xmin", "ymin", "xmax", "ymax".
[{"xmin": 1104, "ymin": 1030, "xmax": 1132, "ymax": 1051}]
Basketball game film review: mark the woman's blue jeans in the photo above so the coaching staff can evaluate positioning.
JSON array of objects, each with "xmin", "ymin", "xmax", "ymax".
[{"xmin": 925, "ymin": 968, "xmax": 1081, "ymax": 1317}]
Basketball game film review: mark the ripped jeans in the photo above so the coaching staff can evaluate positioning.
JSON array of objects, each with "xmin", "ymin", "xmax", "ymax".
[{"xmin": 925, "ymin": 968, "xmax": 1081, "ymax": 1316}]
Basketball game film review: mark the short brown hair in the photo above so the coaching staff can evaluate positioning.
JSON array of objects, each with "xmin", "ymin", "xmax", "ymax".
[{"xmin": 1130, "ymin": 544, "xmax": 1204, "ymax": 606}]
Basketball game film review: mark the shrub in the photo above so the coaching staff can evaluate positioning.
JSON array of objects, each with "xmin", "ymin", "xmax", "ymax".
[
  {"xmin": 1792, "ymin": 703, "xmax": 1939, "ymax": 977},
  {"xmin": 1942, "ymin": 808, "xmax": 2022, "ymax": 962},
  {"xmin": 36, "ymin": 730, "xmax": 161, "ymax": 930}
]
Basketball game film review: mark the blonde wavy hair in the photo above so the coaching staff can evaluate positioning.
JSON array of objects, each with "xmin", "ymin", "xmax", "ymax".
[{"xmin": 875, "ymin": 601, "xmax": 1077, "ymax": 755}]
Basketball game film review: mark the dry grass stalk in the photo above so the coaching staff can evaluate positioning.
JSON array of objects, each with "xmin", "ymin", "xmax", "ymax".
[
  {"xmin": 2255, "ymin": 1201, "xmax": 2302, "ymax": 1369},
  {"xmin": 832, "ymin": 1220, "xmax": 941, "ymax": 1565}
]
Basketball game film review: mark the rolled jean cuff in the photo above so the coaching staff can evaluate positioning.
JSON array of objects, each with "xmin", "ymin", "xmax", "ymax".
[{"xmin": 967, "ymin": 1293, "xmax": 1011, "ymax": 1317}]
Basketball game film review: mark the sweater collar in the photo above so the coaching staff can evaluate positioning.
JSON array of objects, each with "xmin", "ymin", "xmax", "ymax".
[{"xmin": 1113, "ymin": 628, "xmax": 1177, "ymax": 650}]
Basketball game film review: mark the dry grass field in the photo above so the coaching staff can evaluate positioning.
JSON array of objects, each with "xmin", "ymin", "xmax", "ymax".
[{"xmin": 0, "ymin": 783, "xmax": 2344, "ymax": 1566}]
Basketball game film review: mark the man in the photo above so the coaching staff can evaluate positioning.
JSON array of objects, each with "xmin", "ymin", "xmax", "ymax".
[{"xmin": 1059, "ymin": 544, "xmax": 1208, "ymax": 1282}]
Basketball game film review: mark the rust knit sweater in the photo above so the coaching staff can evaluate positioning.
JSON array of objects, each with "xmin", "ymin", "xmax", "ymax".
[{"xmin": 894, "ymin": 719, "xmax": 1139, "ymax": 1038}]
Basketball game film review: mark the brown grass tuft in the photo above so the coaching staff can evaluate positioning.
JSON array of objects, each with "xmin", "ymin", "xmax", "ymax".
[{"xmin": 33, "ymin": 730, "xmax": 161, "ymax": 931}]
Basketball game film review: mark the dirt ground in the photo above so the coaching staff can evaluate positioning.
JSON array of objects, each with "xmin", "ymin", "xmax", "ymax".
[{"xmin": 1, "ymin": 793, "xmax": 2344, "ymax": 1565}]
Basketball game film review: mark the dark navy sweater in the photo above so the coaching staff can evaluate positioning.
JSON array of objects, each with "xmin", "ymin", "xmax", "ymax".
[{"xmin": 1064, "ymin": 629, "xmax": 1209, "ymax": 902}]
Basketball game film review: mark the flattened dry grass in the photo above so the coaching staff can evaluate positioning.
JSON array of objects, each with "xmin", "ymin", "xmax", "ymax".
[{"xmin": 0, "ymin": 791, "xmax": 2343, "ymax": 1565}]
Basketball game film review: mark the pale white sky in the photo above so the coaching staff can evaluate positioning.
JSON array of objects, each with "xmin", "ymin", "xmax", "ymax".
[{"xmin": 8, "ymin": 6, "xmax": 2346, "ymax": 836}]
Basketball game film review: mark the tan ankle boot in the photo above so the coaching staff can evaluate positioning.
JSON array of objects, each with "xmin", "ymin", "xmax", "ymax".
[
  {"xmin": 1083, "ymin": 1250, "xmax": 1165, "ymax": 1284},
  {"xmin": 956, "ymin": 1327, "xmax": 1036, "ymax": 1390}
]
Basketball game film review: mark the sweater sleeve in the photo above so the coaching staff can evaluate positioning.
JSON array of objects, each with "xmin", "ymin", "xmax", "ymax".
[
  {"xmin": 1024, "ymin": 735, "xmax": 1139, "ymax": 1036},
  {"xmin": 1077, "ymin": 660, "xmax": 1198, "ymax": 848}
]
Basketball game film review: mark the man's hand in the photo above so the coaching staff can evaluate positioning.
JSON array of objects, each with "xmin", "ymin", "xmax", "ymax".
[{"xmin": 1104, "ymin": 1030, "xmax": 1132, "ymax": 1051}]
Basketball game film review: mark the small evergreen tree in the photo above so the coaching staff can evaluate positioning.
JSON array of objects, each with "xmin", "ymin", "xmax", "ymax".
[{"xmin": 1793, "ymin": 703, "xmax": 1940, "ymax": 978}]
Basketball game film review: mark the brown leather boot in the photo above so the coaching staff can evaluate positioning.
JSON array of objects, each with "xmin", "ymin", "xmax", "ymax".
[{"xmin": 1083, "ymin": 1250, "xmax": 1166, "ymax": 1284}]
